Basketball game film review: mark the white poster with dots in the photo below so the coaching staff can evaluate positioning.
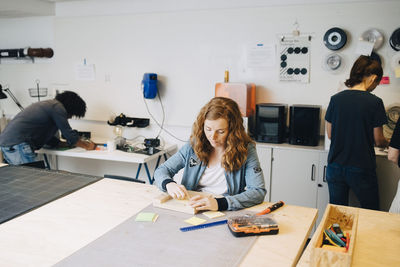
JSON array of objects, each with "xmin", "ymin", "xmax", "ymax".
[{"xmin": 279, "ymin": 36, "xmax": 310, "ymax": 83}]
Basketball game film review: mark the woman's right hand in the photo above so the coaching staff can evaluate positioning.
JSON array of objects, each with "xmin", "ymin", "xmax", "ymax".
[{"xmin": 166, "ymin": 183, "xmax": 189, "ymax": 200}]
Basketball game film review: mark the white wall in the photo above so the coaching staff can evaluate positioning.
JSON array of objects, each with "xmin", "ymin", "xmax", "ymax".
[{"xmin": 1, "ymin": 0, "xmax": 399, "ymax": 178}]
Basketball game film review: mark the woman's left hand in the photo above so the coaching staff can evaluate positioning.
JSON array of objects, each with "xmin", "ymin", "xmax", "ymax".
[{"xmin": 189, "ymin": 195, "xmax": 218, "ymax": 211}]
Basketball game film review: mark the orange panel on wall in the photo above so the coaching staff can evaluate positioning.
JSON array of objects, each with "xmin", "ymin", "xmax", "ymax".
[{"xmin": 215, "ymin": 83, "xmax": 256, "ymax": 117}]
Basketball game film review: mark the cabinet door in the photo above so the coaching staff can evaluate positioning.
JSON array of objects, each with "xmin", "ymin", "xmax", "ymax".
[
  {"xmin": 270, "ymin": 148, "xmax": 319, "ymax": 208},
  {"xmin": 316, "ymin": 151, "xmax": 329, "ymax": 226},
  {"xmin": 256, "ymin": 146, "xmax": 272, "ymax": 202}
]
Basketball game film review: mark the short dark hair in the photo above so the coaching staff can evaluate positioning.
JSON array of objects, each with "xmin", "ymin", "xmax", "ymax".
[
  {"xmin": 345, "ymin": 55, "xmax": 383, "ymax": 88},
  {"xmin": 55, "ymin": 91, "xmax": 86, "ymax": 118}
]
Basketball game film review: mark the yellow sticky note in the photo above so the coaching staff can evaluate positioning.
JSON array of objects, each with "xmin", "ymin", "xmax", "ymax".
[
  {"xmin": 203, "ymin": 211, "xmax": 225, "ymax": 219},
  {"xmin": 135, "ymin": 212, "xmax": 157, "ymax": 222},
  {"xmin": 395, "ymin": 67, "xmax": 400, "ymax": 78},
  {"xmin": 184, "ymin": 216, "xmax": 207, "ymax": 226}
]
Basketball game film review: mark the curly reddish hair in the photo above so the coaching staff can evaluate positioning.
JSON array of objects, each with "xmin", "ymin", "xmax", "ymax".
[{"xmin": 190, "ymin": 97, "xmax": 253, "ymax": 172}]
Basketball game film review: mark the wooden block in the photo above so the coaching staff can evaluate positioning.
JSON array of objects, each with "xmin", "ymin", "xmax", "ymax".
[
  {"xmin": 310, "ymin": 204, "xmax": 358, "ymax": 267},
  {"xmin": 152, "ymin": 190, "xmax": 211, "ymax": 215},
  {"xmin": 153, "ymin": 193, "xmax": 172, "ymax": 204}
]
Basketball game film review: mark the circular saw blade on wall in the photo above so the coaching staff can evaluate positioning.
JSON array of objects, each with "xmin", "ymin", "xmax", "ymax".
[
  {"xmin": 323, "ymin": 53, "xmax": 342, "ymax": 72},
  {"xmin": 390, "ymin": 28, "xmax": 400, "ymax": 51},
  {"xmin": 360, "ymin": 28, "xmax": 384, "ymax": 51},
  {"xmin": 323, "ymin": 27, "xmax": 347, "ymax": 51},
  {"xmin": 383, "ymin": 104, "xmax": 400, "ymax": 139}
]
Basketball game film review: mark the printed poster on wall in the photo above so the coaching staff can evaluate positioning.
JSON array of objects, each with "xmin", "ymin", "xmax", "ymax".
[{"xmin": 279, "ymin": 36, "xmax": 310, "ymax": 83}]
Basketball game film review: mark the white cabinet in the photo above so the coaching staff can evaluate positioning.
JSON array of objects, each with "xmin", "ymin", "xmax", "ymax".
[
  {"xmin": 256, "ymin": 146, "xmax": 272, "ymax": 202},
  {"xmin": 316, "ymin": 151, "xmax": 329, "ymax": 226},
  {"xmin": 270, "ymin": 148, "xmax": 329, "ymax": 226},
  {"xmin": 270, "ymin": 148, "xmax": 319, "ymax": 207}
]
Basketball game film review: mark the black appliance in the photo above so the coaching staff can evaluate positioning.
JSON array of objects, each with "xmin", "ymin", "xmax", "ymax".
[
  {"xmin": 255, "ymin": 103, "xmax": 287, "ymax": 143},
  {"xmin": 289, "ymin": 105, "xmax": 321, "ymax": 146}
]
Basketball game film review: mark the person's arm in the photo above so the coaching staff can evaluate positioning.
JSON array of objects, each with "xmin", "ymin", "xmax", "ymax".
[
  {"xmin": 388, "ymin": 118, "xmax": 400, "ymax": 166},
  {"xmin": 326, "ymin": 121, "xmax": 332, "ymax": 140},
  {"xmin": 223, "ymin": 144, "xmax": 266, "ymax": 210},
  {"xmin": 374, "ymin": 126, "xmax": 389, "ymax": 148},
  {"xmin": 388, "ymin": 146, "xmax": 400, "ymax": 164},
  {"xmin": 48, "ymin": 103, "xmax": 96, "ymax": 150},
  {"xmin": 49, "ymin": 104, "xmax": 81, "ymax": 146},
  {"xmin": 75, "ymin": 139, "xmax": 96, "ymax": 150},
  {"xmin": 154, "ymin": 144, "xmax": 189, "ymax": 195}
]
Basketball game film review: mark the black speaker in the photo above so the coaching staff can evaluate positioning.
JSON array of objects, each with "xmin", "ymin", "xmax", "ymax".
[
  {"xmin": 255, "ymin": 103, "xmax": 287, "ymax": 143},
  {"xmin": 289, "ymin": 105, "xmax": 321, "ymax": 146}
]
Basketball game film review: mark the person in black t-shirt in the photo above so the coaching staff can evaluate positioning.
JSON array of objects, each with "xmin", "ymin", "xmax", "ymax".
[
  {"xmin": 325, "ymin": 55, "xmax": 388, "ymax": 210},
  {"xmin": 388, "ymin": 118, "xmax": 400, "ymax": 213}
]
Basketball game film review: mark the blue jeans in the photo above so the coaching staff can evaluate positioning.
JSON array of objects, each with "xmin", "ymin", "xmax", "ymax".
[
  {"xmin": 1, "ymin": 142, "xmax": 37, "ymax": 165},
  {"xmin": 326, "ymin": 162, "xmax": 379, "ymax": 210}
]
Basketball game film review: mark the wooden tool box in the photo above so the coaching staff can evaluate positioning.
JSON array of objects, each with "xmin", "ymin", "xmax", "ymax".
[{"xmin": 310, "ymin": 204, "xmax": 359, "ymax": 267}]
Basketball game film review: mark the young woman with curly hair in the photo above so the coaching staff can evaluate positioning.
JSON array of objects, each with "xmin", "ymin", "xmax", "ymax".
[{"xmin": 154, "ymin": 97, "xmax": 266, "ymax": 211}]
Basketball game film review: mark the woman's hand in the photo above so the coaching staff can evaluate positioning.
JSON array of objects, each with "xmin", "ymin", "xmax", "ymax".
[
  {"xmin": 166, "ymin": 183, "xmax": 189, "ymax": 200},
  {"xmin": 189, "ymin": 195, "xmax": 218, "ymax": 211}
]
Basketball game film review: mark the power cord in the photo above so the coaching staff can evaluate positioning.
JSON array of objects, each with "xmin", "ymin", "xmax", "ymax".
[{"xmin": 142, "ymin": 87, "xmax": 188, "ymax": 143}]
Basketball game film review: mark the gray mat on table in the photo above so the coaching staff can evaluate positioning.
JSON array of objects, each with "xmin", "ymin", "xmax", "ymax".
[
  {"xmin": 55, "ymin": 205, "xmax": 257, "ymax": 267},
  {"xmin": 0, "ymin": 165, "xmax": 102, "ymax": 224}
]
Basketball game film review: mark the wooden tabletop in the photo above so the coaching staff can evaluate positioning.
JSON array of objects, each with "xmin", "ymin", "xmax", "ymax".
[
  {"xmin": 297, "ymin": 206, "xmax": 400, "ymax": 267},
  {"xmin": 0, "ymin": 179, "xmax": 317, "ymax": 267}
]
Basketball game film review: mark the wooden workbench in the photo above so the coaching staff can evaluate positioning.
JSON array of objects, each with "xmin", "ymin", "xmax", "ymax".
[
  {"xmin": 0, "ymin": 178, "xmax": 317, "ymax": 267},
  {"xmin": 297, "ymin": 206, "xmax": 400, "ymax": 267}
]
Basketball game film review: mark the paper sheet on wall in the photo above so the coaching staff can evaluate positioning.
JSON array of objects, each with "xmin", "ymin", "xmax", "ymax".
[
  {"xmin": 279, "ymin": 36, "xmax": 310, "ymax": 83},
  {"xmin": 75, "ymin": 64, "xmax": 96, "ymax": 81},
  {"xmin": 395, "ymin": 67, "xmax": 400, "ymax": 78},
  {"xmin": 355, "ymin": 40, "xmax": 374, "ymax": 56},
  {"xmin": 245, "ymin": 43, "xmax": 275, "ymax": 69}
]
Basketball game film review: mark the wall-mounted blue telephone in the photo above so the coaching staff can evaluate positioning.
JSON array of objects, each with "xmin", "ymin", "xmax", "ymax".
[{"xmin": 142, "ymin": 73, "xmax": 157, "ymax": 99}]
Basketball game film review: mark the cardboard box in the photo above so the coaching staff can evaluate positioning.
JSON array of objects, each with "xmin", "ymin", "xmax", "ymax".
[{"xmin": 310, "ymin": 204, "xmax": 358, "ymax": 267}]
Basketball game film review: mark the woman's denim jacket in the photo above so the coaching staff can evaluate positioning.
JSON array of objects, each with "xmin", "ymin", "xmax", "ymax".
[{"xmin": 154, "ymin": 142, "xmax": 266, "ymax": 210}]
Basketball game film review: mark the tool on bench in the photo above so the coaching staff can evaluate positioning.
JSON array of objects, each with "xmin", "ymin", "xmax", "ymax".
[{"xmin": 227, "ymin": 201, "xmax": 284, "ymax": 237}]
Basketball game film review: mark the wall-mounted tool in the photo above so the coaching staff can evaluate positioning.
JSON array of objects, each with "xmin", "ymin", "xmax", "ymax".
[
  {"xmin": 323, "ymin": 27, "xmax": 347, "ymax": 51},
  {"xmin": 142, "ymin": 73, "xmax": 158, "ymax": 99},
  {"xmin": 0, "ymin": 84, "xmax": 24, "ymax": 110},
  {"xmin": 360, "ymin": 28, "xmax": 384, "ymax": 51},
  {"xmin": 0, "ymin": 47, "xmax": 53, "ymax": 59},
  {"xmin": 107, "ymin": 113, "xmax": 149, "ymax": 127},
  {"xmin": 390, "ymin": 28, "xmax": 400, "ymax": 51}
]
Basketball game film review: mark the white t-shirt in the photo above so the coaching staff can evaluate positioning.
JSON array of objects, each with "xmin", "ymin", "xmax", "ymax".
[{"xmin": 198, "ymin": 164, "xmax": 227, "ymax": 195}]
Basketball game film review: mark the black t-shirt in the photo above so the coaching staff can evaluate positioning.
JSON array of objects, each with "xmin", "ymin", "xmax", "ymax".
[
  {"xmin": 325, "ymin": 90, "xmax": 387, "ymax": 169},
  {"xmin": 389, "ymin": 118, "xmax": 400, "ymax": 167}
]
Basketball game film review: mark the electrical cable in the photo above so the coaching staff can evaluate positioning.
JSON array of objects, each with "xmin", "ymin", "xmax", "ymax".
[
  {"xmin": 155, "ymin": 92, "xmax": 165, "ymax": 138},
  {"xmin": 142, "ymin": 88, "xmax": 188, "ymax": 143}
]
